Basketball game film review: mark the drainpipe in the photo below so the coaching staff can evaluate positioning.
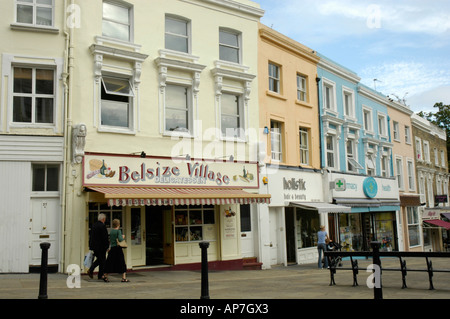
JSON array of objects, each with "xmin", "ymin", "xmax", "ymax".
[
  {"xmin": 61, "ymin": 0, "xmax": 76, "ymax": 271},
  {"xmin": 316, "ymin": 76, "xmax": 323, "ymax": 169}
]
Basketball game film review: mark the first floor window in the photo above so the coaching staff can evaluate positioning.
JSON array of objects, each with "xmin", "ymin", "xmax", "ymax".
[
  {"xmin": 32, "ymin": 164, "xmax": 59, "ymax": 192},
  {"xmin": 270, "ymin": 120, "xmax": 283, "ymax": 161},
  {"xmin": 326, "ymin": 135, "xmax": 336, "ymax": 168},
  {"xmin": 366, "ymin": 154, "xmax": 375, "ymax": 176},
  {"xmin": 407, "ymin": 160, "xmax": 415, "ymax": 190},
  {"xmin": 297, "ymin": 74, "xmax": 307, "ymax": 102},
  {"xmin": 407, "ymin": 207, "xmax": 420, "ymax": 247},
  {"xmin": 396, "ymin": 158, "xmax": 404, "ymax": 189},
  {"xmin": 16, "ymin": 0, "xmax": 54, "ymax": 27},
  {"xmin": 13, "ymin": 66, "xmax": 55, "ymax": 124},
  {"xmin": 165, "ymin": 84, "xmax": 191, "ymax": 133},
  {"xmin": 268, "ymin": 63, "xmax": 280, "ymax": 93},
  {"xmin": 299, "ymin": 127, "xmax": 309, "ymax": 165},
  {"xmin": 101, "ymin": 76, "xmax": 134, "ymax": 129},
  {"xmin": 221, "ymin": 93, "xmax": 243, "ymax": 138},
  {"xmin": 381, "ymin": 155, "xmax": 388, "ymax": 177},
  {"xmin": 346, "ymin": 140, "xmax": 356, "ymax": 172}
]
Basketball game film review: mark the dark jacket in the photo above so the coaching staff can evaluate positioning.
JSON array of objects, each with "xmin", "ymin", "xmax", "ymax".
[{"xmin": 89, "ymin": 220, "xmax": 109, "ymax": 252}]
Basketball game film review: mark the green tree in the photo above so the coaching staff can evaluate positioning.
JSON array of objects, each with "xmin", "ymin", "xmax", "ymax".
[{"xmin": 417, "ymin": 102, "xmax": 450, "ymax": 168}]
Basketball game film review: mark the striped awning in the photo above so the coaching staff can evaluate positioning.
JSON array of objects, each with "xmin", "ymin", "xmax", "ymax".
[{"xmin": 86, "ymin": 186, "xmax": 271, "ymax": 206}]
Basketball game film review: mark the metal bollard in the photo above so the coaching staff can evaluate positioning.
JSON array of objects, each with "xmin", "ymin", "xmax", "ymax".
[
  {"xmin": 199, "ymin": 241, "xmax": 210, "ymax": 299},
  {"xmin": 38, "ymin": 242, "xmax": 51, "ymax": 299},
  {"xmin": 370, "ymin": 241, "xmax": 383, "ymax": 300}
]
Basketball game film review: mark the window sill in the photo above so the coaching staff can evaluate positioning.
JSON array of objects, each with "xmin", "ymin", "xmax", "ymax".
[
  {"xmin": 295, "ymin": 100, "xmax": 313, "ymax": 108},
  {"xmin": 266, "ymin": 90, "xmax": 287, "ymax": 101},
  {"xmin": 10, "ymin": 23, "xmax": 59, "ymax": 34},
  {"xmin": 163, "ymin": 131, "xmax": 194, "ymax": 139},
  {"xmin": 98, "ymin": 126, "xmax": 136, "ymax": 135}
]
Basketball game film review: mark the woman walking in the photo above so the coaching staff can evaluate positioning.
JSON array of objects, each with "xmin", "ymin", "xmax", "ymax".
[
  {"xmin": 317, "ymin": 225, "xmax": 329, "ymax": 269},
  {"xmin": 104, "ymin": 219, "xmax": 129, "ymax": 282}
]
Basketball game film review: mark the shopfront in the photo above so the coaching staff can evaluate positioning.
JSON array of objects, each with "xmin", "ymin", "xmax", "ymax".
[
  {"xmin": 83, "ymin": 153, "xmax": 270, "ymax": 269},
  {"xmin": 330, "ymin": 173, "xmax": 400, "ymax": 252},
  {"xmin": 264, "ymin": 166, "xmax": 350, "ymax": 265},
  {"xmin": 422, "ymin": 208, "xmax": 450, "ymax": 252}
]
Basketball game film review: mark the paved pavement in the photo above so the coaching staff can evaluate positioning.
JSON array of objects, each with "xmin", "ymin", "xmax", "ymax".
[{"xmin": 1, "ymin": 257, "xmax": 449, "ymax": 307}]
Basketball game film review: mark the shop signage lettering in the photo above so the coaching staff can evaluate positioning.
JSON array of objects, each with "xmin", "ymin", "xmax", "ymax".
[
  {"xmin": 283, "ymin": 178, "xmax": 306, "ymax": 190},
  {"xmin": 83, "ymin": 154, "xmax": 258, "ymax": 188}
]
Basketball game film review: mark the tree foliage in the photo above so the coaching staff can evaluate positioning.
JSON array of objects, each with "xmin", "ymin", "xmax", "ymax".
[{"xmin": 417, "ymin": 102, "xmax": 450, "ymax": 167}]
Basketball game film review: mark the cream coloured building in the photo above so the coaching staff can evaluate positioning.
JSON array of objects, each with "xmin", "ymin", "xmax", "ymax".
[{"xmin": 63, "ymin": 0, "xmax": 268, "ymax": 272}]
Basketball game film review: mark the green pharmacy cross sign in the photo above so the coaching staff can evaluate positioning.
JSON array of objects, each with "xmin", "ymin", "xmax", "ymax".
[{"xmin": 334, "ymin": 178, "xmax": 346, "ymax": 191}]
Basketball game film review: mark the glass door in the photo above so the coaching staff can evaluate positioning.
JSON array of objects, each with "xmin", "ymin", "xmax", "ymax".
[{"xmin": 130, "ymin": 207, "xmax": 145, "ymax": 267}]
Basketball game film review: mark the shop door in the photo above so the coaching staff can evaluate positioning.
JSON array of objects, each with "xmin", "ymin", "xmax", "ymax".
[
  {"xmin": 145, "ymin": 206, "xmax": 173, "ymax": 266},
  {"xmin": 130, "ymin": 207, "xmax": 146, "ymax": 267},
  {"xmin": 269, "ymin": 209, "xmax": 280, "ymax": 265},
  {"xmin": 285, "ymin": 207, "xmax": 296, "ymax": 264},
  {"xmin": 29, "ymin": 197, "xmax": 60, "ymax": 267},
  {"xmin": 362, "ymin": 213, "xmax": 374, "ymax": 251}
]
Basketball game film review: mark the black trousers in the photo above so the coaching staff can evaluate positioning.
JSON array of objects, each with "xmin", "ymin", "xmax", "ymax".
[{"xmin": 90, "ymin": 249, "xmax": 107, "ymax": 279}]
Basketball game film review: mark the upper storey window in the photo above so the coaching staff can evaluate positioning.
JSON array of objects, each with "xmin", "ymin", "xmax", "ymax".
[
  {"xmin": 165, "ymin": 16, "xmax": 190, "ymax": 53},
  {"xmin": 15, "ymin": 0, "xmax": 54, "ymax": 27},
  {"xmin": 102, "ymin": 1, "xmax": 133, "ymax": 42},
  {"xmin": 219, "ymin": 29, "xmax": 241, "ymax": 64}
]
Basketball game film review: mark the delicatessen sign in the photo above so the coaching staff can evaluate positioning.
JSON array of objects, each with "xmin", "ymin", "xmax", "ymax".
[{"xmin": 83, "ymin": 154, "xmax": 259, "ymax": 188}]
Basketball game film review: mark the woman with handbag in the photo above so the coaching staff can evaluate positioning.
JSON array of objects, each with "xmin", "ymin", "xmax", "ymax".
[{"xmin": 104, "ymin": 219, "xmax": 129, "ymax": 282}]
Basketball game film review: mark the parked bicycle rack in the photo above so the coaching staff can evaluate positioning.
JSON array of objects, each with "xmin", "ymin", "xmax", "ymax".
[{"xmin": 324, "ymin": 241, "xmax": 450, "ymax": 299}]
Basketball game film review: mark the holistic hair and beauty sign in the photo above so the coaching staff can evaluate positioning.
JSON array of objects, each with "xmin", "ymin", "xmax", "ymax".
[{"xmin": 82, "ymin": 153, "xmax": 259, "ymax": 189}]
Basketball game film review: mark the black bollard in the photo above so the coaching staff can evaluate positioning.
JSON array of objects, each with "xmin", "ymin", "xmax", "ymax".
[
  {"xmin": 38, "ymin": 242, "xmax": 51, "ymax": 299},
  {"xmin": 370, "ymin": 241, "xmax": 383, "ymax": 300},
  {"xmin": 199, "ymin": 241, "xmax": 210, "ymax": 299}
]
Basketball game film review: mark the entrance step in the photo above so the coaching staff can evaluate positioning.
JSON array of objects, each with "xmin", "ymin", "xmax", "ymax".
[{"xmin": 242, "ymin": 257, "xmax": 262, "ymax": 270}]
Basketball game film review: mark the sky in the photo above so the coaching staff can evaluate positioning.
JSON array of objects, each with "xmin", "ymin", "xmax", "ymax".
[{"xmin": 253, "ymin": 0, "xmax": 450, "ymax": 113}]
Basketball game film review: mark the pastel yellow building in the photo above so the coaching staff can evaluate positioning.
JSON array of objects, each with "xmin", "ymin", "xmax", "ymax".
[
  {"xmin": 258, "ymin": 23, "xmax": 321, "ymax": 168},
  {"xmin": 63, "ymin": 0, "xmax": 267, "ymax": 271}
]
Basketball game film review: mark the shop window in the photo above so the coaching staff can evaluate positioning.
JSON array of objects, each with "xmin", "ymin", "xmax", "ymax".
[
  {"xmin": 407, "ymin": 207, "xmax": 420, "ymax": 247},
  {"xmin": 295, "ymin": 209, "xmax": 319, "ymax": 249},
  {"xmin": 102, "ymin": 1, "xmax": 133, "ymax": 42},
  {"xmin": 13, "ymin": 66, "xmax": 55, "ymax": 124},
  {"xmin": 88, "ymin": 203, "xmax": 123, "ymax": 232},
  {"xmin": 174, "ymin": 205, "xmax": 215, "ymax": 242},
  {"xmin": 32, "ymin": 164, "xmax": 59, "ymax": 192}
]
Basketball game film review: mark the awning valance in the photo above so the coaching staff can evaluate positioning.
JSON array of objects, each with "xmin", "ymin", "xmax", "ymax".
[
  {"xmin": 86, "ymin": 186, "xmax": 271, "ymax": 206},
  {"xmin": 289, "ymin": 201, "xmax": 351, "ymax": 213},
  {"xmin": 423, "ymin": 219, "xmax": 450, "ymax": 230}
]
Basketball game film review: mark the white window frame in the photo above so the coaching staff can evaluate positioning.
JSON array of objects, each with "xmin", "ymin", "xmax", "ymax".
[
  {"xmin": 380, "ymin": 152, "xmax": 389, "ymax": 177},
  {"xmin": 164, "ymin": 83, "xmax": 193, "ymax": 136},
  {"xmin": 3, "ymin": 53, "xmax": 63, "ymax": 133},
  {"xmin": 299, "ymin": 127, "xmax": 309, "ymax": 165},
  {"xmin": 326, "ymin": 134, "xmax": 338, "ymax": 169},
  {"xmin": 165, "ymin": 15, "xmax": 191, "ymax": 54},
  {"xmin": 297, "ymin": 74, "xmax": 308, "ymax": 102},
  {"xmin": 377, "ymin": 112, "xmax": 388, "ymax": 138},
  {"xmin": 395, "ymin": 156, "xmax": 404, "ymax": 190},
  {"xmin": 342, "ymin": 86, "xmax": 355, "ymax": 120},
  {"xmin": 31, "ymin": 163, "xmax": 60, "ymax": 194},
  {"xmin": 14, "ymin": 0, "xmax": 55, "ymax": 29},
  {"xmin": 268, "ymin": 62, "xmax": 280, "ymax": 94},
  {"xmin": 407, "ymin": 158, "xmax": 415, "ymax": 191},
  {"xmin": 346, "ymin": 139, "xmax": 362, "ymax": 172},
  {"xmin": 270, "ymin": 120, "xmax": 283, "ymax": 162},
  {"xmin": 322, "ymin": 78, "xmax": 337, "ymax": 114},
  {"xmin": 434, "ymin": 147, "xmax": 439, "ymax": 166},
  {"xmin": 366, "ymin": 153, "xmax": 376, "ymax": 176},
  {"xmin": 404, "ymin": 125, "xmax": 411, "ymax": 144},
  {"xmin": 102, "ymin": 1, "xmax": 134, "ymax": 43},
  {"xmin": 220, "ymin": 92, "xmax": 244, "ymax": 139},
  {"xmin": 393, "ymin": 121, "xmax": 400, "ymax": 141},
  {"xmin": 423, "ymin": 140, "xmax": 430, "ymax": 163},
  {"xmin": 99, "ymin": 74, "xmax": 135, "ymax": 132},
  {"xmin": 362, "ymin": 106, "xmax": 373, "ymax": 134},
  {"xmin": 441, "ymin": 150, "xmax": 446, "ymax": 167},
  {"xmin": 415, "ymin": 137, "xmax": 423, "ymax": 162},
  {"xmin": 219, "ymin": 28, "xmax": 241, "ymax": 64},
  {"xmin": 407, "ymin": 207, "xmax": 421, "ymax": 248}
]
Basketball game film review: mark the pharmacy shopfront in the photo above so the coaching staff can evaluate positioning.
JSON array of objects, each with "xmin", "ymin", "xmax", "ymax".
[
  {"xmin": 328, "ymin": 173, "xmax": 400, "ymax": 252},
  {"xmin": 263, "ymin": 166, "xmax": 350, "ymax": 266},
  {"xmin": 83, "ymin": 153, "xmax": 270, "ymax": 270}
]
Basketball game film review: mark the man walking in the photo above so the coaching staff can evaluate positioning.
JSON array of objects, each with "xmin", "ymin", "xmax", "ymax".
[{"xmin": 88, "ymin": 213, "xmax": 109, "ymax": 281}]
